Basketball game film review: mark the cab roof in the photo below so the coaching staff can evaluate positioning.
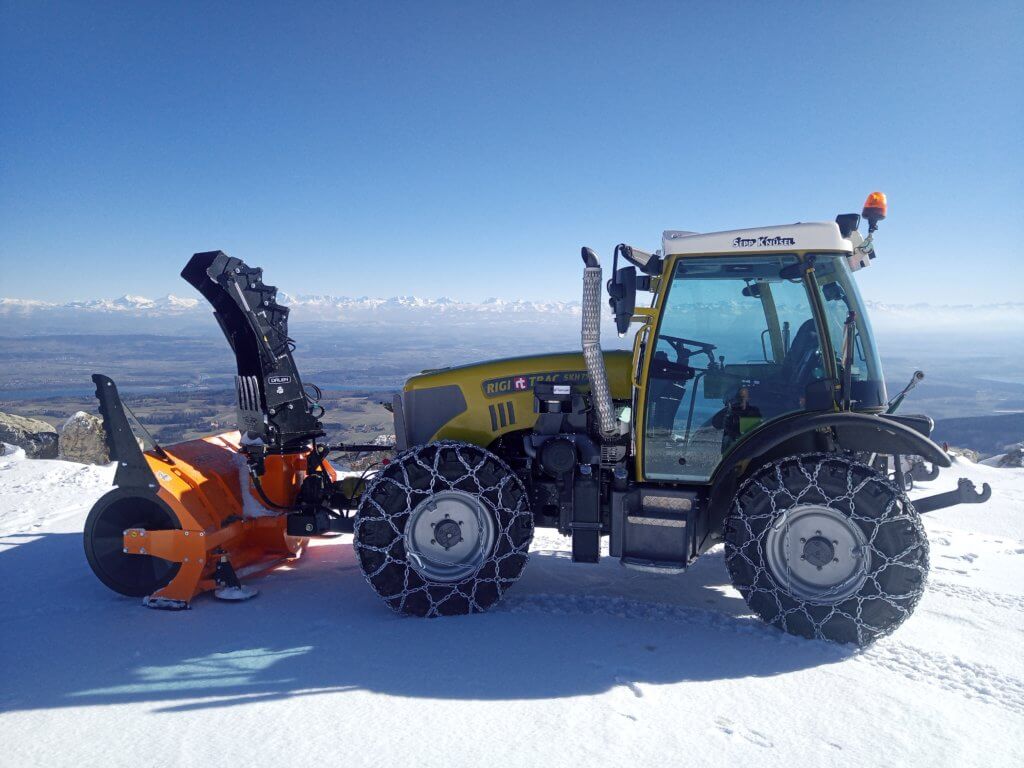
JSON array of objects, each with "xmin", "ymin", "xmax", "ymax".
[{"xmin": 662, "ymin": 222, "xmax": 851, "ymax": 256}]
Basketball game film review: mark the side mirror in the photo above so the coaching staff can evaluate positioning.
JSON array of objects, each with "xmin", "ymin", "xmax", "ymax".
[
  {"xmin": 616, "ymin": 243, "xmax": 663, "ymax": 276},
  {"xmin": 607, "ymin": 266, "xmax": 636, "ymax": 335}
]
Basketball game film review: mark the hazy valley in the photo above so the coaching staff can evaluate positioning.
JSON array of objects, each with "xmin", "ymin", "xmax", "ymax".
[{"xmin": 2, "ymin": 305, "xmax": 1022, "ymax": 457}]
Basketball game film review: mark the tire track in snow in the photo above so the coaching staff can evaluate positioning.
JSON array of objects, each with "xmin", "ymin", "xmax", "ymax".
[
  {"xmin": 926, "ymin": 580, "xmax": 1024, "ymax": 613},
  {"xmin": 858, "ymin": 641, "xmax": 1024, "ymax": 715},
  {"xmin": 501, "ymin": 592, "xmax": 791, "ymax": 642},
  {"xmin": 506, "ymin": 593, "xmax": 1024, "ymax": 716}
]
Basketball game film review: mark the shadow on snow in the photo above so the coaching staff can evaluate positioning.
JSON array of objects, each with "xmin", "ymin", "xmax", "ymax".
[{"xmin": 0, "ymin": 529, "xmax": 852, "ymax": 714}]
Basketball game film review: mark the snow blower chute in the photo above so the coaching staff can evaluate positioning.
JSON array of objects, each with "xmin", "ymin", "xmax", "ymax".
[{"xmin": 83, "ymin": 252, "xmax": 371, "ymax": 608}]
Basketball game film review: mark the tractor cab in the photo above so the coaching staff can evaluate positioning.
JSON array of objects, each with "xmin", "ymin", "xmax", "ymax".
[{"xmin": 632, "ymin": 232, "xmax": 886, "ymax": 483}]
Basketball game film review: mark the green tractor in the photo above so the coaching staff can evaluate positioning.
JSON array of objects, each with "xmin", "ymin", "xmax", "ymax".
[
  {"xmin": 354, "ymin": 192, "xmax": 990, "ymax": 645},
  {"xmin": 83, "ymin": 192, "xmax": 991, "ymax": 645}
]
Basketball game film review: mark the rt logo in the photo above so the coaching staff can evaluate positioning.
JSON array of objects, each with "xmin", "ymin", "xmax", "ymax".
[{"xmin": 513, "ymin": 377, "xmax": 528, "ymax": 390}]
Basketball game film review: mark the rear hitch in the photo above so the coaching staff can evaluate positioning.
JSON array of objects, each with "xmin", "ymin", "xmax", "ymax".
[{"xmin": 914, "ymin": 477, "xmax": 992, "ymax": 514}]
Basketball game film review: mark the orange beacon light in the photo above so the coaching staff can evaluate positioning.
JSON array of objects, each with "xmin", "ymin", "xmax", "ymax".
[{"xmin": 862, "ymin": 191, "xmax": 887, "ymax": 232}]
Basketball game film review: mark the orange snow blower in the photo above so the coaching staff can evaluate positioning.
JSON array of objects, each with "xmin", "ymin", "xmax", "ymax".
[{"xmin": 84, "ymin": 252, "xmax": 376, "ymax": 608}]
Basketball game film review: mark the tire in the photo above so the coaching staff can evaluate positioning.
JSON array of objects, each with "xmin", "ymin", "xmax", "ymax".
[
  {"xmin": 724, "ymin": 453, "xmax": 928, "ymax": 646},
  {"xmin": 354, "ymin": 441, "xmax": 534, "ymax": 617}
]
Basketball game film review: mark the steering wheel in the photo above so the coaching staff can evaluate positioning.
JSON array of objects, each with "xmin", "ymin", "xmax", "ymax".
[
  {"xmin": 650, "ymin": 335, "xmax": 717, "ymax": 380},
  {"xmin": 659, "ymin": 334, "xmax": 717, "ymax": 366}
]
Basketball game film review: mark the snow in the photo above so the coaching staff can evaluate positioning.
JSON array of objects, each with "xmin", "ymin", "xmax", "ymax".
[{"xmin": 1, "ymin": 449, "xmax": 1022, "ymax": 767}]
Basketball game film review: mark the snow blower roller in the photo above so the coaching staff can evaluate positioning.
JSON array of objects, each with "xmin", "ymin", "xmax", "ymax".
[{"xmin": 83, "ymin": 252, "xmax": 374, "ymax": 608}]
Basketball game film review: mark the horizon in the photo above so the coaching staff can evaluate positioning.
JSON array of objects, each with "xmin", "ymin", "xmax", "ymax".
[{"xmin": 5, "ymin": 290, "xmax": 1024, "ymax": 310}]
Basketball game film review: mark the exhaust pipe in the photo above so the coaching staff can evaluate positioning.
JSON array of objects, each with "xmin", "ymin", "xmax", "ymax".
[{"xmin": 581, "ymin": 248, "xmax": 618, "ymax": 438}]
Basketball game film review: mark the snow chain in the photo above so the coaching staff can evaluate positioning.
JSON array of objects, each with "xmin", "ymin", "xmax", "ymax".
[
  {"xmin": 725, "ymin": 453, "xmax": 929, "ymax": 645},
  {"xmin": 355, "ymin": 441, "xmax": 533, "ymax": 617}
]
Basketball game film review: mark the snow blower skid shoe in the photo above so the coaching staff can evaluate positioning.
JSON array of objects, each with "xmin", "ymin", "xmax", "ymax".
[{"xmin": 212, "ymin": 553, "xmax": 259, "ymax": 602}]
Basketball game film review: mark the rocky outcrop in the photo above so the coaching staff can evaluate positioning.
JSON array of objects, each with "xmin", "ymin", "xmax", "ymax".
[
  {"xmin": 996, "ymin": 443, "xmax": 1024, "ymax": 468},
  {"xmin": 0, "ymin": 412, "xmax": 59, "ymax": 459},
  {"xmin": 949, "ymin": 446, "xmax": 980, "ymax": 463},
  {"xmin": 346, "ymin": 434, "xmax": 396, "ymax": 472},
  {"xmin": 59, "ymin": 411, "xmax": 110, "ymax": 465}
]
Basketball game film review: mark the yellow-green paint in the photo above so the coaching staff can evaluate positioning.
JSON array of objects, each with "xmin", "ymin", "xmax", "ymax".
[
  {"xmin": 631, "ymin": 256, "xmax": 673, "ymax": 482},
  {"xmin": 405, "ymin": 350, "xmax": 633, "ymax": 447}
]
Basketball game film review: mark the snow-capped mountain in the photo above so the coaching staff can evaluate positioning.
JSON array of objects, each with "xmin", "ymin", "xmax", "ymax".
[
  {"xmin": 1, "ymin": 294, "xmax": 201, "ymax": 314},
  {"xmin": 4, "ymin": 292, "xmax": 1022, "ymax": 320},
  {"xmin": 63, "ymin": 294, "xmax": 202, "ymax": 312},
  {"xmin": 0, "ymin": 291, "xmax": 583, "ymax": 327},
  {"xmin": 1, "ymin": 291, "xmax": 1022, "ymax": 337}
]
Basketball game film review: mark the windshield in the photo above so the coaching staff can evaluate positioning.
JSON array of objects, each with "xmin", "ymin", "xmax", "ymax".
[{"xmin": 642, "ymin": 253, "xmax": 885, "ymax": 483}]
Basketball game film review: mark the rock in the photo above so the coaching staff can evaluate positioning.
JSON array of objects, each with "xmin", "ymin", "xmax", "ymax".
[
  {"xmin": 996, "ymin": 443, "xmax": 1024, "ymax": 468},
  {"xmin": 346, "ymin": 433, "xmax": 396, "ymax": 472},
  {"xmin": 0, "ymin": 412, "xmax": 59, "ymax": 459},
  {"xmin": 948, "ymin": 446, "xmax": 980, "ymax": 463},
  {"xmin": 59, "ymin": 411, "xmax": 110, "ymax": 465}
]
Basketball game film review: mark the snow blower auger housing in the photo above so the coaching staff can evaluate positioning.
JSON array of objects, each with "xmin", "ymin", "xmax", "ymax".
[
  {"xmin": 84, "ymin": 195, "xmax": 991, "ymax": 645},
  {"xmin": 83, "ymin": 252, "xmax": 372, "ymax": 609}
]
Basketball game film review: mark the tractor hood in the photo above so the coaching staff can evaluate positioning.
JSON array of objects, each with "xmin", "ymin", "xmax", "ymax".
[{"xmin": 394, "ymin": 351, "xmax": 632, "ymax": 449}]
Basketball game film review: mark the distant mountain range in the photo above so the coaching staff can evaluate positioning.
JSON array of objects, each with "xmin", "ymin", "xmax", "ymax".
[
  {"xmin": 0, "ymin": 294, "xmax": 203, "ymax": 313},
  {"xmin": 2, "ymin": 292, "xmax": 1022, "ymax": 335},
  {"xmin": 0, "ymin": 292, "xmax": 583, "ymax": 325}
]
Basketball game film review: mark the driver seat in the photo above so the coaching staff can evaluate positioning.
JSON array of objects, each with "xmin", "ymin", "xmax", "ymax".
[
  {"xmin": 746, "ymin": 320, "xmax": 821, "ymax": 413},
  {"xmin": 780, "ymin": 319, "xmax": 821, "ymax": 386}
]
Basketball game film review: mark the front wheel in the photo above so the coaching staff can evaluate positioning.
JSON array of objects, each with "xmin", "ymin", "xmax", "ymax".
[
  {"xmin": 354, "ymin": 441, "xmax": 534, "ymax": 617},
  {"xmin": 724, "ymin": 454, "xmax": 929, "ymax": 646}
]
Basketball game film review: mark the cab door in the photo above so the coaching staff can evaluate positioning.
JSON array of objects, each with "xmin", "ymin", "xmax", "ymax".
[{"xmin": 635, "ymin": 254, "xmax": 826, "ymax": 483}]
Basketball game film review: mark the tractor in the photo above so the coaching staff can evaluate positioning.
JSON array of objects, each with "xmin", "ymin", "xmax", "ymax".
[{"xmin": 83, "ymin": 192, "xmax": 990, "ymax": 645}]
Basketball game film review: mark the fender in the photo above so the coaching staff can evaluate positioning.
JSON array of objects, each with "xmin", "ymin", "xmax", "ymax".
[{"xmin": 697, "ymin": 411, "xmax": 951, "ymax": 554}]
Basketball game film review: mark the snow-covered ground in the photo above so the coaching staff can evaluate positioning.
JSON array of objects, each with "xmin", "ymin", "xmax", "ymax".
[{"xmin": 0, "ymin": 447, "xmax": 1021, "ymax": 767}]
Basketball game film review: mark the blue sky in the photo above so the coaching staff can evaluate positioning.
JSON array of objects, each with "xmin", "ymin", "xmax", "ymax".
[{"xmin": 1, "ymin": 1, "xmax": 1020, "ymax": 304}]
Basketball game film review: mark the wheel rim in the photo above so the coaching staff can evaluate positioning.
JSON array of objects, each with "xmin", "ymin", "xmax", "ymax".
[
  {"xmin": 403, "ymin": 490, "xmax": 496, "ymax": 583},
  {"xmin": 764, "ymin": 503, "xmax": 871, "ymax": 603}
]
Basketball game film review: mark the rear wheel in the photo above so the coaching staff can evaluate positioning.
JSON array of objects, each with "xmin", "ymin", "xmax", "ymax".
[
  {"xmin": 354, "ymin": 441, "xmax": 533, "ymax": 617},
  {"xmin": 724, "ymin": 454, "xmax": 928, "ymax": 646}
]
